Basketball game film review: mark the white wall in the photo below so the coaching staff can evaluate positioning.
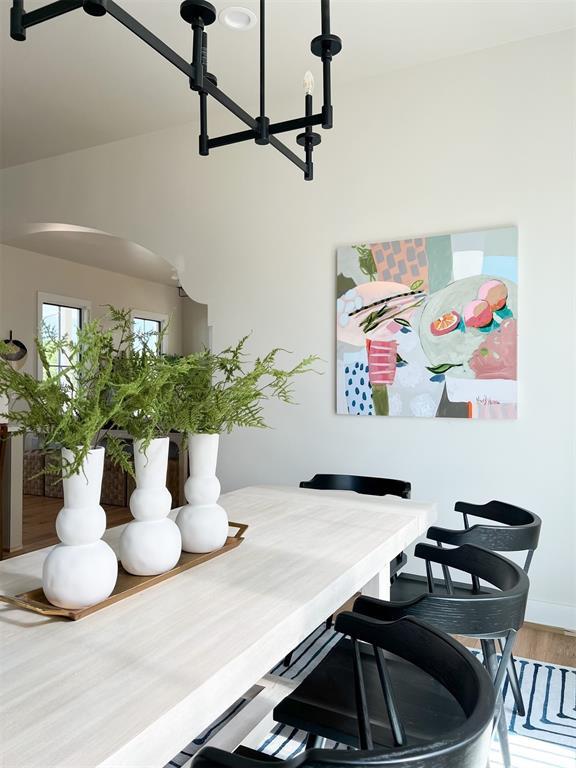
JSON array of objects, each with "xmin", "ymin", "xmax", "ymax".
[
  {"xmin": 1, "ymin": 31, "xmax": 574, "ymax": 628},
  {"xmin": 0, "ymin": 244, "xmax": 184, "ymax": 370}
]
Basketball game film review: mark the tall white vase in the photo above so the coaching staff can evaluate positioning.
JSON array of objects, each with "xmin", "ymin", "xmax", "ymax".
[
  {"xmin": 43, "ymin": 447, "xmax": 118, "ymax": 609},
  {"xmin": 120, "ymin": 437, "xmax": 182, "ymax": 576},
  {"xmin": 176, "ymin": 433, "xmax": 228, "ymax": 553}
]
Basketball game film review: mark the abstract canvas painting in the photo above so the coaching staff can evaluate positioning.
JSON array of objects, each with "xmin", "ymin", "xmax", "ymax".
[{"xmin": 336, "ymin": 226, "xmax": 518, "ymax": 419}]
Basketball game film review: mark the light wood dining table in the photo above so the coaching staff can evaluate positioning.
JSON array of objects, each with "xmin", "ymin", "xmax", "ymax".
[{"xmin": 0, "ymin": 485, "xmax": 436, "ymax": 768}]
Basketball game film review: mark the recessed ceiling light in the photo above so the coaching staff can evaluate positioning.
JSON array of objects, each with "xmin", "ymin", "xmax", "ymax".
[{"xmin": 218, "ymin": 6, "xmax": 257, "ymax": 31}]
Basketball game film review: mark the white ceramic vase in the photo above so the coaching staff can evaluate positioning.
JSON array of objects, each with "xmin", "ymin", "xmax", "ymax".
[
  {"xmin": 42, "ymin": 447, "xmax": 118, "ymax": 609},
  {"xmin": 120, "ymin": 437, "xmax": 182, "ymax": 576},
  {"xmin": 176, "ymin": 433, "xmax": 228, "ymax": 553}
]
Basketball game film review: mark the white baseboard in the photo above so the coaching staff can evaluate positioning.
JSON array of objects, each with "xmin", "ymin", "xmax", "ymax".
[{"xmin": 525, "ymin": 599, "xmax": 576, "ymax": 632}]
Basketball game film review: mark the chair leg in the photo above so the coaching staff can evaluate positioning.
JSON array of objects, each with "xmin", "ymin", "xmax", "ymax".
[
  {"xmin": 482, "ymin": 639, "xmax": 512, "ymax": 768},
  {"xmin": 500, "ymin": 641, "xmax": 525, "ymax": 717},
  {"xmin": 495, "ymin": 698, "xmax": 512, "ymax": 768}
]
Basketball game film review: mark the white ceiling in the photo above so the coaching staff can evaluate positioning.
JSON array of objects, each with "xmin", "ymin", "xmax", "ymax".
[
  {"xmin": 1, "ymin": 0, "xmax": 575, "ymax": 169},
  {"xmin": 4, "ymin": 225, "xmax": 178, "ymax": 284}
]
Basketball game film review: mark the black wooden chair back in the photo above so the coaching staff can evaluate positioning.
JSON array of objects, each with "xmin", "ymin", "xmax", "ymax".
[
  {"xmin": 194, "ymin": 616, "xmax": 495, "ymax": 768},
  {"xmin": 428, "ymin": 500, "xmax": 541, "ymax": 572},
  {"xmin": 356, "ymin": 543, "xmax": 528, "ymax": 639},
  {"xmin": 354, "ymin": 543, "xmax": 528, "ymax": 768},
  {"xmin": 300, "ymin": 474, "xmax": 411, "ymax": 499}
]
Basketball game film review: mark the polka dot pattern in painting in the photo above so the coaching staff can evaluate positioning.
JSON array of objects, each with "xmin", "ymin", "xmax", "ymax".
[{"xmin": 343, "ymin": 351, "xmax": 374, "ymax": 415}]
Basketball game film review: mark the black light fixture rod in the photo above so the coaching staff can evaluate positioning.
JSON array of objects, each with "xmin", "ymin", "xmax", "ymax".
[
  {"xmin": 270, "ymin": 113, "xmax": 323, "ymax": 134},
  {"xmin": 304, "ymin": 93, "xmax": 313, "ymax": 179},
  {"xmin": 259, "ymin": 0, "xmax": 265, "ymax": 119},
  {"xmin": 321, "ymin": 0, "xmax": 330, "ymax": 35},
  {"xmin": 208, "ymin": 113, "xmax": 323, "ymax": 149},
  {"xmin": 102, "ymin": 0, "xmax": 194, "ymax": 80},
  {"xmin": 199, "ymin": 92, "xmax": 209, "ymax": 155},
  {"xmin": 11, "ymin": 0, "xmax": 82, "ymax": 39},
  {"xmin": 10, "ymin": 0, "xmax": 25, "ymax": 39},
  {"xmin": 208, "ymin": 129, "xmax": 256, "ymax": 150},
  {"xmin": 323, "ymin": 58, "xmax": 332, "ymax": 127},
  {"xmin": 202, "ymin": 77, "xmax": 256, "ymax": 130},
  {"xmin": 191, "ymin": 19, "xmax": 204, "ymax": 90},
  {"xmin": 310, "ymin": 0, "xmax": 340, "ymax": 130},
  {"xmin": 24, "ymin": 0, "xmax": 82, "ymax": 27},
  {"xmin": 198, "ymin": 32, "xmax": 209, "ymax": 155},
  {"xmin": 269, "ymin": 135, "xmax": 307, "ymax": 173}
]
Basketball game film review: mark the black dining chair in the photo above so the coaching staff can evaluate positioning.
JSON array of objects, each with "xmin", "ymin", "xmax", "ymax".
[
  {"xmin": 194, "ymin": 616, "xmax": 495, "ymax": 768},
  {"xmin": 394, "ymin": 499, "xmax": 541, "ymax": 716},
  {"xmin": 299, "ymin": 474, "xmax": 411, "ymax": 579},
  {"xmin": 275, "ymin": 544, "xmax": 529, "ymax": 768},
  {"xmin": 300, "ymin": 474, "xmax": 411, "ymax": 499}
]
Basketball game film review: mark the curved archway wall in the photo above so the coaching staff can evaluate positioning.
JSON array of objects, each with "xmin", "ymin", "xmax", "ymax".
[{"xmin": 1, "ymin": 31, "xmax": 574, "ymax": 628}]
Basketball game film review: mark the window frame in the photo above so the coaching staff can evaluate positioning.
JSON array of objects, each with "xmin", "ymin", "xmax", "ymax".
[
  {"xmin": 37, "ymin": 292, "xmax": 92, "ymax": 380},
  {"xmin": 130, "ymin": 309, "xmax": 169, "ymax": 355}
]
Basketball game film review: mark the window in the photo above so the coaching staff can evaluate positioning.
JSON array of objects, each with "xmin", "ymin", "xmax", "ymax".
[
  {"xmin": 37, "ymin": 293, "xmax": 91, "ymax": 379},
  {"xmin": 41, "ymin": 302, "xmax": 83, "ymax": 376},
  {"xmin": 132, "ymin": 312, "xmax": 167, "ymax": 353}
]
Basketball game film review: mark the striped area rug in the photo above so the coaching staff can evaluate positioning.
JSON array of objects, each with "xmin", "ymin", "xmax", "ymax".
[{"xmin": 167, "ymin": 623, "xmax": 576, "ymax": 768}]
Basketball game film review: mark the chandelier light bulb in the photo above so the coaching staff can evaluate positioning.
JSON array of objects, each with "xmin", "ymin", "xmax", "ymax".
[{"xmin": 303, "ymin": 70, "xmax": 315, "ymax": 96}]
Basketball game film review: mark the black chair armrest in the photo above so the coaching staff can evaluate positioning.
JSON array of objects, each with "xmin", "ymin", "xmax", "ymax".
[
  {"xmin": 414, "ymin": 542, "xmax": 529, "ymax": 595},
  {"xmin": 455, "ymin": 500, "xmax": 494, "ymax": 521},
  {"xmin": 455, "ymin": 500, "xmax": 540, "ymax": 530},
  {"xmin": 427, "ymin": 524, "xmax": 472, "ymax": 546},
  {"xmin": 352, "ymin": 594, "xmax": 424, "ymax": 622}
]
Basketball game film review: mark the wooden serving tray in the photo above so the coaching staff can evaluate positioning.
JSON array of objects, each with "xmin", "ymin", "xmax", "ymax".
[{"xmin": 0, "ymin": 521, "xmax": 248, "ymax": 620}]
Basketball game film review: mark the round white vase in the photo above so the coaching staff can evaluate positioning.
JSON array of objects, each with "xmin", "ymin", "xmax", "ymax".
[
  {"xmin": 43, "ymin": 447, "xmax": 118, "ymax": 609},
  {"xmin": 176, "ymin": 433, "xmax": 228, "ymax": 553},
  {"xmin": 120, "ymin": 437, "xmax": 182, "ymax": 576}
]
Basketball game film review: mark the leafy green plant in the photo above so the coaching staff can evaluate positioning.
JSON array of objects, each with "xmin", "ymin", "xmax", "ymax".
[
  {"xmin": 0, "ymin": 318, "xmax": 131, "ymax": 477},
  {"xmin": 172, "ymin": 336, "xmax": 319, "ymax": 435},
  {"xmin": 0, "ymin": 310, "xmax": 319, "ymax": 477},
  {"xmin": 103, "ymin": 307, "xmax": 194, "ymax": 475}
]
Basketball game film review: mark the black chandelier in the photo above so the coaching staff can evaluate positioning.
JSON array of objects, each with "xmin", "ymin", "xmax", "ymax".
[{"xmin": 10, "ymin": 0, "xmax": 342, "ymax": 181}]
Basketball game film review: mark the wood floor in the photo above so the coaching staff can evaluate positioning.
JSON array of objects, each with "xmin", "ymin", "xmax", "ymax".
[
  {"xmin": 5, "ymin": 495, "xmax": 132, "ymax": 556},
  {"xmin": 5, "ymin": 502, "xmax": 576, "ymax": 666},
  {"xmin": 459, "ymin": 626, "xmax": 576, "ymax": 667}
]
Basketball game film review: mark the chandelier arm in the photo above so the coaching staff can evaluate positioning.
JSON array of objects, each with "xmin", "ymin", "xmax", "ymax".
[
  {"xmin": 202, "ymin": 78, "xmax": 257, "ymax": 131},
  {"xmin": 270, "ymin": 114, "xmax": 323, "ymax": 134},
  {"xmin": 208, "ymin": 113, "xmax": 322, "ymax": 150},
  {"xmin": 269, "ymin": 136, "xmax": 307, "ymax": 174},
  {"xmin": 11, "ymin": 0, "xmax": 83, "ymax": 40},
  {"xmin": 208, "ymin": 130, "xmax": 257, "ymax": 150},
  {"xmin": 100, "ymin": 0, "xmax": 194, "ymax": 79}
]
